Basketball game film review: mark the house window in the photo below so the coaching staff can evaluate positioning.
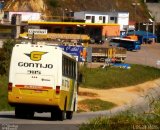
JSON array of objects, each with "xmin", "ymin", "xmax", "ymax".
[
  {"xmin": 86, "ymin": 16, "xmax": 91, "ymax": 20},
  {"xmin": 110, "ymin": 17, "xmax": 118, "ymax": 23},
  {"xmin": 115, "ymin": 17, "xmax": 118, "ymax": 23},
  {"xmin": 110, "ymin": 17, "xmax": 115, "ymax": 21},
  {"xmin": 4, "ymin": 14, "xmax": 7, "ymax": 19},
  {"xmin": 99, "ymin": 16, "xmax": 102, "ymax": 20}
]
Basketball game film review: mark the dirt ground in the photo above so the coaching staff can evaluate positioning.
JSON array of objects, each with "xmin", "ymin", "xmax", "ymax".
[{"xmin": 78, "ymin": 79, "xmax": 160, "ymax": 110}]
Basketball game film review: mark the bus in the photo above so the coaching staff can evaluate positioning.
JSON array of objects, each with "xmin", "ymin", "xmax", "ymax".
[
  {"xmin": 8, "ymin": 43, "xmax": 78, "ymax": 121},
  {"xmin": 109, "ymin": 38, "xmax": 141, "ymax": 51}
]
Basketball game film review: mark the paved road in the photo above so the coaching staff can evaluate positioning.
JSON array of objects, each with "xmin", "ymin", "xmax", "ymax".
[
  {"xmin": 126, "ymin": 44, "xmax": 160, "ymax": 68},
  {"xmin": 0, "ymin": 105, "xmax": 133, "ymax": 130},
  {"xmin": 88, "ymin": 43, "xmax": 160, "ymax": 68}
]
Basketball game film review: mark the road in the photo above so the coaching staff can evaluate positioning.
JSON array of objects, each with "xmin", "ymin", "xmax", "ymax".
[
  {"xmin": 88, "ymin": 43, "xmax": 160, "ymax": 68},
  {"xmin": 0, "ymin": 104, "xmax": 144, "ymax": 130},
  {"xmin": 126, "ymin": 44, "xmax": 160, "ymax": 68},
  {"xmin": 0, "ymin": 43, "xmax": 160, "ymax": 130},
  {"xmin": 0, "ymin": 106, "xmax": 128, "ymax": 130}
]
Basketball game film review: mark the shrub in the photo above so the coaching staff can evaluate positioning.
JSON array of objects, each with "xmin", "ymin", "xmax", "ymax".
[{"xmin": 0, "ymin": 39, "xmax": 16, "ymax": 75}]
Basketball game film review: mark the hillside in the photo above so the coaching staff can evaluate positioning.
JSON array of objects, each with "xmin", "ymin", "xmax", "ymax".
[
  {"xmin": 3, "ymin": 0, "xmax": 150, "ymax": 22},
  {"xmin": 146, "ymin": 3, "xmax": 160, "ymax": 22},
  {"xmin": 3, "ymin": 0, "xmax": 52, "ymax": 19}
]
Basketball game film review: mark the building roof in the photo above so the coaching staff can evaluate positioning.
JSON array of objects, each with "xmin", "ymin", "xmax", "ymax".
[
  {"xmin": 28, "ymin": 21, "xmax": 119, "ymax": 26},
  {"xmin": 74, "ymin": 11, "xmax": 129, "ymax": 15}
]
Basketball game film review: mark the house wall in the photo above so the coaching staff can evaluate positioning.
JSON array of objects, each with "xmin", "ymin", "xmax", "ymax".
[
  {"xmin": 74, "ymin": 11, "xmax": 129, "ymax": 32},
  {"xmin": 117, "ymin": 13, "xmax": 129, "ymax": 31},
  {"xmin": 74, "ymin": 12, "xmax": 108, "ymax": 23},
  {"xmin": 108, "ymin": 12, "xmax": 129, "ymax": 31},
  {"xmin": 3, "ymin": 11, "xmax": 41, "ymax": 21},
  {"xmin": 74, "ymin": 12, "xmax": 85, "ymax": 20},
  {"xmin": 85, "ymin": 13, "xmax": 108, "ymax": 23}
]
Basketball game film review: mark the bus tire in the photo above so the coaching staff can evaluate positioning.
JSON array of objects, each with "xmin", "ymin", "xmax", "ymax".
[
  {"xmin": 58, "ymin": 99, "xmax": 67, "ymax": 121},
  {"xmin": 66, "ymin": 99, "xmax": 75, "ymax": 119},
  {"xmin": 51, "ymin": 109, "xmax": 63, "ymax": 121},
  {"xmin": 58, "ymin": 109, "xmax": 65, "ymax": 121},
  {"xmin": 51, "ymin": 99, "xmax": 67, "ymax": 121},
  {"xmin": 15, "ymin": 107, "xmax": 23, "ymax": 118},
  {"xmin": 51, "ymin": 110, "xmax": 57, "ymax": 120},
  {"xmin": 26, "ymin": 111, "xmax": 34, "ymax": 119},
  {"xmin": 15, "ymin": 106, "xmax": 34, "ymax": 119},
  {"xmin": 66, "ymin": 111, "xmax": 73, "ymax": 119}
]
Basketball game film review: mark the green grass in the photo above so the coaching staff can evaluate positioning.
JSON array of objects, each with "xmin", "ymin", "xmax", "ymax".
[
  {"xmin": 0, "ymin": 75, "xmax": 14, "ymax": 111},
  {"xmin": 78, "ymin": 99, "xmax": 116, "ymax": 112},
  {"xmin": 80, "ymin": 101, "xmax": 160, "ymax": 130},
  {"xmin": 80, "ymin": 64, "xmax": 160, "ymax": 89}
]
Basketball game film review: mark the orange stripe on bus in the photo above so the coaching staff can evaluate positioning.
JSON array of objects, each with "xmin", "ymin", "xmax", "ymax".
[{"xmin": 15, "ymin": 85, "xmax": 53, "ymax": 90}]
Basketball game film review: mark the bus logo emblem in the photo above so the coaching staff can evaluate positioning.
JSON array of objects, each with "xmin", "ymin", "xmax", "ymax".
[{"xmin": 25, "ymin": 51, "xmax": 47, "ymax": 61}]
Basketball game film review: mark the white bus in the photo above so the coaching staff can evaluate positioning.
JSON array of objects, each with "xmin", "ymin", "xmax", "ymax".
[{"xmin": 8, "ymin": 43, "xmax": 78, "ymax": 121}]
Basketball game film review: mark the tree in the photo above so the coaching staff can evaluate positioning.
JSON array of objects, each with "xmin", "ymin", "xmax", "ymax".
[
  {"xmin": 47, "ymin": 0, "xmax": 59, "ymax": 7},
  {"xmin": 0, "ymin": 39, "xmax": 16, "ymax": 75}
]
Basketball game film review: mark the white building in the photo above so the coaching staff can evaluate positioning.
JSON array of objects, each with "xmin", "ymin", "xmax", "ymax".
[
  {"xmin": 3, "ymin": 11, "xmax": 41, "ymax": 22},
  {"xmin": 74, "ymin": 11, "xmax": 129, "ymax": 32},
  {"xmin": 74, "ymin": 11, "xmax": 109, "ymax": 24},
  {"xmin": 107, "ymin": 12, "xmax": 129, "ymax": 31}
]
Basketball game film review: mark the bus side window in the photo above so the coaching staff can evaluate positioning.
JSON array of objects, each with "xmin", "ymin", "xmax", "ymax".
[
  {"xmin": 71, "ymin": 61, "xmax": 73, "ymax": 77},
  {"xmin": 72, "ymin": 62, "xmax": 75, "ymax": 78},
  {"xmin": 62, "ymin": 57, "xmax": 65, "ymax": 75},
  {"xmin": 65, "ymin": 58, "xmax": 68, "ymax": 75}
]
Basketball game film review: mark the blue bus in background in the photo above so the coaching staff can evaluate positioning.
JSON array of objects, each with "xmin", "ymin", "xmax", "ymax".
[{"xmin": 110, "ymin": 38, "xmax": 141, "ymax": 51}]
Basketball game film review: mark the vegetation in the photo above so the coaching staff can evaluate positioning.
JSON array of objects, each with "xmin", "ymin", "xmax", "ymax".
[
  {"xmin": 80, "ymin": 101, "xmax": 160, "ymax": 130},
  {"xmin": 0, "ymin": 39, "xmax": 15, "ymax": 75},
  {"xmin": 47, "ymin": 0, "xmax": 59, "ymax": 7},
  {"xmin": 0, "ymin": 75, "xmax": 14, "ymax": 111},
  {"xmin": 80, "ymin": 65, "xmax": 160, "ymax": 89},
  {"xmin": 78, "ymin": 99, "xmax": 116, "ymax": 112},
  {"xmin": 0, "ymin": 39, "xmax": 16, "ymax": 111}
]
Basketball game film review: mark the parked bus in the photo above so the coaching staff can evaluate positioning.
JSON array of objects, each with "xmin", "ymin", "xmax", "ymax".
[
  {"xmin": 8, "ymin": 43, "xmax": 78, "ymax": 121},
  {"xmin": 109, "ymin": 38, "xmax": 141, "ymax": 51}
]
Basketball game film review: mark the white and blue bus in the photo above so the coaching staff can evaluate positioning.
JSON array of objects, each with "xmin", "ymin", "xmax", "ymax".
[{"xmin": 110, "ymin": 38, "xmax": 141, "ymax": 51}]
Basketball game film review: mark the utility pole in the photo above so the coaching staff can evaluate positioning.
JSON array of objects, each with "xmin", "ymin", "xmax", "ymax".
[{"xmin": 132, "ymin": 2, "xmax": 140, "ymax": 31}]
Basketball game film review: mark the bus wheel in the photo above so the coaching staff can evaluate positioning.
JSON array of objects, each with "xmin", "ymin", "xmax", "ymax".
[
  {"xmin": 51, "ymin": 101, "xmax": 66, "ymax": 121},
  {"xmin": 15, "ymin": 107, "xmax": 34, "ymax": 119},
  {"xmin": 66, "ymin": 111, "xmax": 73, "ymax": 119},
  {"xmin": 51, "ymin": 109, "xmax": 65, "ymax": 121},
  {"xmin": 15, "ymin": 107, "xmax": 23, "ymax": 118},
  {"xmin": 66, "ymin": 99, "xmax": 75, "ymax": 119},
  {"xmin": 58, "ymin": 109, "xmax": 65, "ymax": 121},
  {"xmin": 51, "ymin": 110, "xmax": 57, "ymax": 120},
  {"xmin": 15, "ymin": 106, "xmax": 26, "ymax": 118},
  {"xmin": 26, "ymin": 111, "xmax": 34, "ymax": 119}
]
